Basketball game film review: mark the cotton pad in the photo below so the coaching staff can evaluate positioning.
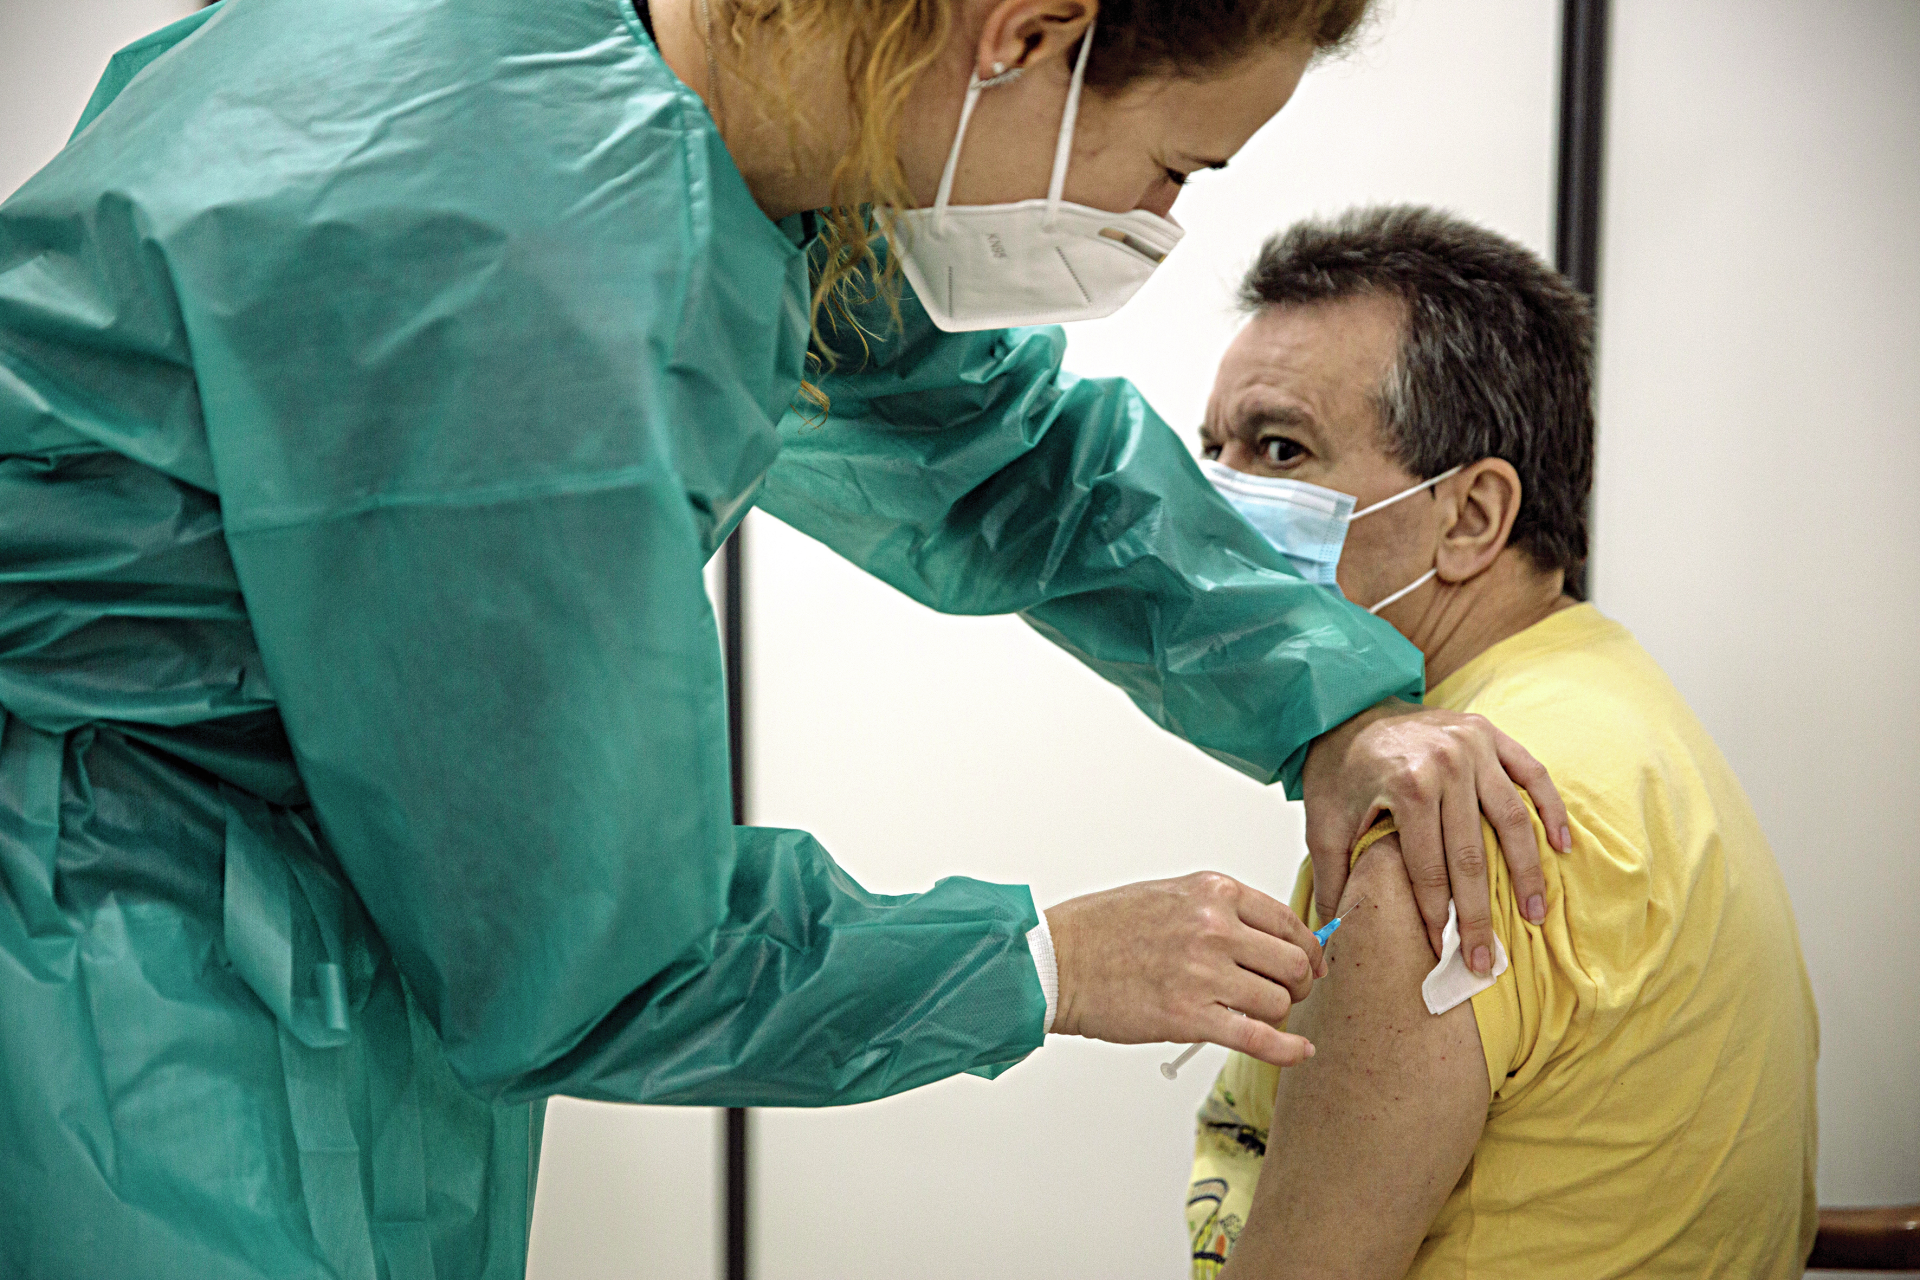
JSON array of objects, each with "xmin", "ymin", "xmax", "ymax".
[{"xmin": 1423, "ymin": 901, "xmax": 1509, "ymax": 1015}]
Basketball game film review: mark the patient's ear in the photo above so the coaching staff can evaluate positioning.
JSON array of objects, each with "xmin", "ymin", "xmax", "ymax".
[{"xmin": 1435, "ymin": 458, "xmax": 1522, "ymax": 584}]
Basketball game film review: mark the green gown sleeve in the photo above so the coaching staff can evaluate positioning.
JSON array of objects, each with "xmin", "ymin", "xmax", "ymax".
[
  {"xmin": 517, "ymin": 826, "xmax": 1045, "ymax": 1105},
  {"xmin": 759, "ymin": 279, "xmax": 1427, "ymax": 797},
  {"xmin": 226, "ymin": 472, "xmax": 1044, "ymax": 1107},
  {"xmin": 195, "ymin": 245, "xmax": 1047, "ymax": 1105}
]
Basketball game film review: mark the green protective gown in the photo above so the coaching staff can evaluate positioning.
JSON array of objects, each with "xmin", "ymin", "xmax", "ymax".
[{"xmin": 0, "ymin": 0, "xmax": 1424, "ymax": 1275}]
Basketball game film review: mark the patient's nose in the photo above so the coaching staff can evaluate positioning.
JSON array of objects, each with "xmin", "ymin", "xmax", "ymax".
[{"xmin": 1216, "ymin": 440, "xmax": 1261, "ymax": 473}]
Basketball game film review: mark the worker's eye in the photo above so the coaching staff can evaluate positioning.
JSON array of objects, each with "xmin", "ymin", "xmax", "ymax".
[
  {"xmin": 1199, "ymin": 439, "xmax": 1222, "ymax": 460},
  {"xmin": 1261, "ymin": 436, "xmax": 1305, "ymax": 466},
  {"xmin": 1164, "ymin": 167, "xmax": 1191, "ymax": 189}
]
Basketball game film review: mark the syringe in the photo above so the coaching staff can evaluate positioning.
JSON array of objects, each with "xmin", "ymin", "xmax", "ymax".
[{"xmin": 1158, "ymin": 896, "xmax": 1368, "ymax": 1080}]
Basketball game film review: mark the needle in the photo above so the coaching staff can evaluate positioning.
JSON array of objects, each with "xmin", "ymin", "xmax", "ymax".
[{"xmin": 1158, "ymin": 895, "xmax": 1371, "ymax": 1080}]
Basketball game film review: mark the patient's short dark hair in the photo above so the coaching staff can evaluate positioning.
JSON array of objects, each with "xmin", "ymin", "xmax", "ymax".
[{"xmin": 1241, "ymin": 206, "xmax": 1593, "ymax": 586}]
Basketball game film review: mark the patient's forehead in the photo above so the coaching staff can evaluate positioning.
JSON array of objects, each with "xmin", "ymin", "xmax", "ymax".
[{"xmin": 1212, "ymin": 292, "xmax": 1405, "ymax": 451}]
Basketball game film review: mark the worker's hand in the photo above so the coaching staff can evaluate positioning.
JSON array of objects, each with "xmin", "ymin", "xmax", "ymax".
[
  {"xmin": 1301, "ymin": 699, "xmax": 1570, "ymax": 975},
  {"xmin": 1044, "ymin": 873, "xmax": 1324, "ymax": 1067}
]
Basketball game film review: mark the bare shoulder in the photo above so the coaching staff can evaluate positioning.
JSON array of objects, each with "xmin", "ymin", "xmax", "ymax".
[
  {"xmin": 1220, "ymin": 831, "xmax": 1491, "ymax": 1280},
  {"xmin": 1288, "ymin": 832, "xmax": 1486, "ymax": 1088}
]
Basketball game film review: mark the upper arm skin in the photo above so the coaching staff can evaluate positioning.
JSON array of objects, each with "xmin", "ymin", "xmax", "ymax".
[{"xmin": 1220, "ymin": 835, "xmax": 1490, "ymax": 1280}]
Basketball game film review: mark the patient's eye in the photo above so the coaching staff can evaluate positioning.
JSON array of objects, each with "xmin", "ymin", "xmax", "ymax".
[{"xmin": 1261, "ymin": 436, "xmax": 1305, "ymax": 466}]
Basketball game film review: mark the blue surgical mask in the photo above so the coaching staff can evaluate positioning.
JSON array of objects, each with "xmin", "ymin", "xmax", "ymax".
[{"xmin": 1200, "ymin": 458, "xmax": 1463, "ymax": 614}]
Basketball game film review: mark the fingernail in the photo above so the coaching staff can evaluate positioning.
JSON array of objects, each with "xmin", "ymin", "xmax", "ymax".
[
  {"xmin": 1558, "ymin": 825, "xmax": 1573, "ymax": 851},
  {"xmin": 1526, "ymin": 894, "xmax": 1545, "ymax": 923},
  {"xmin": 1472, "ymin": 945, "xmax": 1491, "ymax": 975},
  {"xmin": 1303, "ymin": 1042, "xmax": 1315, "ymax": 1059}
]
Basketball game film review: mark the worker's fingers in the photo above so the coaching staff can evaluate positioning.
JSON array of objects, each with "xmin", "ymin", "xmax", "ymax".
[
  {"xmin": 1200, "ymin": 1006, "xmax": 1316, "ymax": 1069},
  {"xmin": 1391, "ymin": 778, "xmax": 1452, "ymax": 960},
  {"xmin": 1298, "ymin": 702, "xmax": 1564, "ymax": 970},
  {"xmin": 1232, "ymin": 884, "xmax": 1326, "ymax": 983},
  {"xmin": 1219, "ymin": 964, "xmax": 1297, "ymax": 1027},
  {"xmin": 1307, "ymin": 838, "xmax": 1354, "ymax": 944},
  {"xmin": 1476, "ymin": 740, "xmax": 1549, "ymax": 927},
  {"xmin": 1229, "ymin": 925, "xmax": 1316, "ymax": 1005},
  {"xmin": 1493, "ymin": 724, "xmax": 1572, "ymax": 856},
  {"xmin": 1300, "ymin": 700, "xmax": 1405, "ymax": 931},
  {"xmin": 1442, "ymin": 784, "xmax": 1496, "ymax": 974},
  {"xmin": 1042, "ymin": 872, "xmax": 1335, "ymax": 1052}
]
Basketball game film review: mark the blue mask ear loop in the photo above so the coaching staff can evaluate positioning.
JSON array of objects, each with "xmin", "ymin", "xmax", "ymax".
[
  {"xmin": 1366, "ymin": 567, "xmax": 1439, "ymax": 616},
  {"xmin": 1348, "ymin": 463, "xmax": 1465, "ymax": 522},
  {"xmin": 1349, "ymin": 464, "xmax": 1465, "ymax": 615}
]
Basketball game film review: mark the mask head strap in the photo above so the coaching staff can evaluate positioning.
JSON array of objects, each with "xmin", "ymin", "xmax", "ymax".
[{"xmin": 931, "ymin": 20, "xmax": 1097, "ymax": 231}]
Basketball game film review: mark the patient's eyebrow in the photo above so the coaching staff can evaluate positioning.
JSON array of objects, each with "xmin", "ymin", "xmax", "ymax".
[{"xmin": 1235, "ymin": 404, "xmax": 1316, "ymax": 435}]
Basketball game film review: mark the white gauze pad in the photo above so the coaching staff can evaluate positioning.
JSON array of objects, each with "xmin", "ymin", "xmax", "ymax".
[{"xmin": 1422, "ymin": 901, "xmax": 1509, "ymax": 1015}]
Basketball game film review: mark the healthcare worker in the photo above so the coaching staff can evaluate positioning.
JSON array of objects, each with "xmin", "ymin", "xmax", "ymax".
[{"xmin": 0, "ymin": 0, "xmax": 1570, "ymax": 1275}]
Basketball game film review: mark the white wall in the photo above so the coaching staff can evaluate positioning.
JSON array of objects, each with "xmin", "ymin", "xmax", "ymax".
[
  {"xmin": 0, "ymin": 0, "xmax": 201, "ymax": 199},
  {"xmin": 1594, "ymin": 0, "xmax": 1920, "ymax": 1217},
  {"xmin": 527, "ymin": 1100, "xmax": 721, "ymax": 1280},
  {"xmin": 746, "ymin": 4, "xmax": 1557, "ymax": 1277}
]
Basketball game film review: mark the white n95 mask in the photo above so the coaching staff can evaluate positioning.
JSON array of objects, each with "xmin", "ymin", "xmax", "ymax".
[
  {"xmin": 893, "ymin": 21, "xmax": 1184, "ymax": 332},
  {"xmin": 1200, "ymin": 458, "xmax": 1464, "ymax": 614}
]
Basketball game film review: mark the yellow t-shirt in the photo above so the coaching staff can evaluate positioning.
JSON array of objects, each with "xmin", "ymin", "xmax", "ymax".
[{"xmin": 1188, "ymin": 605, "xmax": 1818, "ymax": 1279}]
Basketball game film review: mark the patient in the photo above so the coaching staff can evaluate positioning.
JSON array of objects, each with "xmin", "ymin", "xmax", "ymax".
[{"xmin": 1186, "ymin": 207, "xmax": 1818, "ymax": 1279}]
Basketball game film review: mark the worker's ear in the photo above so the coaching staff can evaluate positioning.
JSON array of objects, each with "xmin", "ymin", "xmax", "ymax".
[
  {"xmin": 1434, "ymin": 458, "xmax": 1522, "ymax": 585},
  {"xmin": 975, "ymin": 0, "xmax": 1094, "ymax": 80}
]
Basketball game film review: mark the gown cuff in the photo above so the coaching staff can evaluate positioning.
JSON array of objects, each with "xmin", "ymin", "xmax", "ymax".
[{"xmin": 1026, "ymin": 910, "xmax": 1059, "ymax": 1036}]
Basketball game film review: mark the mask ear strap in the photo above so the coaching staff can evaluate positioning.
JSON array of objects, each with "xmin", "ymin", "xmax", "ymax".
[
  {"xmin": 1350, "ymin": 463, "xmax": 1465, "ymax": 521},
  {"xmin": 932, "ymin": 76, "xmax": 988, "ymax": 230},
  {"xmin": 1368, "ymin": 567, "xmax": 1439, "ymax": 616},
  {"xmin": 1044, "ymin": 20, "xmax": 1096, "ymax": 226}
]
